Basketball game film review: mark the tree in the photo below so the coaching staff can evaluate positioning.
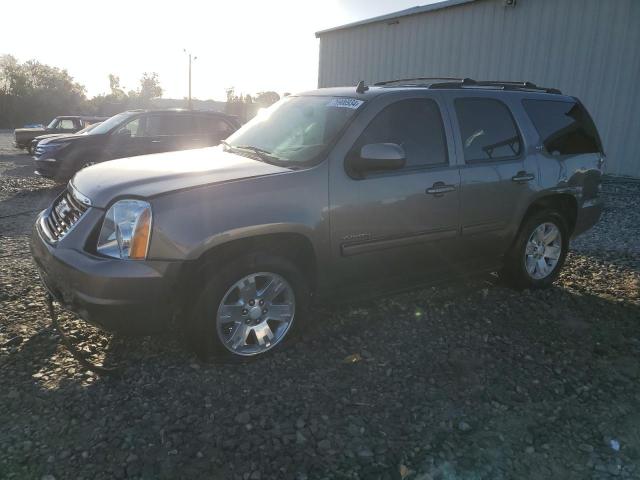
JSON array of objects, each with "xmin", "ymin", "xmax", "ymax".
[
  {"xmin": 0, "ymin": 56, "xmax": 87, "ymax": 128},
  {"xmin": 108, "ymin": 74, "xmax": 125, "ymax": 98},
  {"xmin": 255, "ymin": 91, "xmax": 280, "ymax": 107},
  {"xmin": 138, "ymin": 72, "xmax": 162, "ymax": 103}
]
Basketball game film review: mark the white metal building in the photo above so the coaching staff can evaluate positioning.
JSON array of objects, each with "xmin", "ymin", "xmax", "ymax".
[{"xmin": 316, "ymin": 0, "xmax": 640, "ymax": 177}]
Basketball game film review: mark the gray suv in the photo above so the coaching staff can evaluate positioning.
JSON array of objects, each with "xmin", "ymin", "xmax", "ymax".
[{"xmin": 31, "ymin": 79, "xmax": 604, "ymax": 360}]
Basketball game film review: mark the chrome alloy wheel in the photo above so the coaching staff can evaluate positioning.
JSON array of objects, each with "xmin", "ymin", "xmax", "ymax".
[
  {"xmin": 216, "ymin": 272, "xmax": 295, "ymax": 356},
  {"xmin": 524, "ymin": 222, "xmax": 562, "ymax": 280}
]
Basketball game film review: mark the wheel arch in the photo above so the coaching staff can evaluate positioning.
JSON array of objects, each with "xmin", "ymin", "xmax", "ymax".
[
  {"xmin": 518, "ymin": 193, "xmax": 578, "ymax": 236},
  {"xmin": 177, "ymin": 227, "xmax": 319, "ymax": 314}
]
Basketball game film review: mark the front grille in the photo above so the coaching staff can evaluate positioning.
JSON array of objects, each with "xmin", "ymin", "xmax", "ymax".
[{"xmin": 43, "ymin": 187, "xmax": 90, "ymax": 241}]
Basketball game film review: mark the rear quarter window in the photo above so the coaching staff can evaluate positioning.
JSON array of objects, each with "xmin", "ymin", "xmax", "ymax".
[{"xmin": 522, "ymin": 99, "xmax": 601, "ymax": 155}]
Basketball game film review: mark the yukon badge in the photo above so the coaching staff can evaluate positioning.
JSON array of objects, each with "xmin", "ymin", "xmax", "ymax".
[{"xmin": 342, "ymin": 233, "xmax": 372, "ymax": 243}]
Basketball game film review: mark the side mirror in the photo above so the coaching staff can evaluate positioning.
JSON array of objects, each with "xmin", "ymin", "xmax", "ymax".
[
  {"xmin": 115, "ymin": 128, "xmax": 131, "ymax": 137},
  {"xmin": 348, "ymin": 143, "xmax": 406, "ymax": 177}
]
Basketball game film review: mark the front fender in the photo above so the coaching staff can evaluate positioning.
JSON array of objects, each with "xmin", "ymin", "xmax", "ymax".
[
  {"xmin": 146, "ymin": 164, "xmax": 329, "ymax": 263},
  {"xmin": 185, "ymin": 222, "xmax": 317, "ymax": 260}
]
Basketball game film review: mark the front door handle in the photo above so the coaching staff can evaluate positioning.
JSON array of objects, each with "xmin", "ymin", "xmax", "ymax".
[
  {"xmin": 151, "ymin": 140, "xmax": 163, "ymax": 143},
  {"xmin": 426, "ymin": 182, "xmax": 456, "ymax": 196},
  {"xmin": 512, "ymin": 171, "xmax": 535, "ymax": 183}
]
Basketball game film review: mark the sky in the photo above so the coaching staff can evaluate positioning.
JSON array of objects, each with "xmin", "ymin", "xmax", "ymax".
[{"xmin": 0, "ymin": 0, "xmax": 438, "ymax": 101}]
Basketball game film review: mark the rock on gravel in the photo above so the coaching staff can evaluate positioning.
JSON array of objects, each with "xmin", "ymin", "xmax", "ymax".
[{"xmin": 1, "ymin": 133, "xmax": 639, "ymax": 479}]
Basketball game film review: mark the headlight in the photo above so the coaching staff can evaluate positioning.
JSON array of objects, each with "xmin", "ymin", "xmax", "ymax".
[{"xmin": 96, "ymin": 200, "xmax": 152, "ymax": 260}]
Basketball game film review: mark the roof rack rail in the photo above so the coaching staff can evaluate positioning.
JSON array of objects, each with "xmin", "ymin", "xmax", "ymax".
[
  {"xmin": 374, "ymin": 77, "xmax": 464, "ymax": 86},
  {"xmin": 429, "ymin": 78, "xmax": 562, "ymax": 94}
]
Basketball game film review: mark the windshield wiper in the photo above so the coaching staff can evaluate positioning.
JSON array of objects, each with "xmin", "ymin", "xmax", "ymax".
[{"xmin": 222, "ymin": 142, "xmax": 288, "ymax": 166}]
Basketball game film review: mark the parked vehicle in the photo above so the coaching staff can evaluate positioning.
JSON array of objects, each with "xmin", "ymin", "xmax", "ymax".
[
  {"xmin": 31, "ymin": 79, "xmax": 604, "ymax": 360},
  {"xmin": 14, "ymin": 116, "xmax": 106, "ymax": 149},
  {"xmin": 28, "ymin": 122, "xmax": 102, "ymax": 156},
  {"xmin": 33, "ymin": 109, "xmax": 240, "ymax": 183}
]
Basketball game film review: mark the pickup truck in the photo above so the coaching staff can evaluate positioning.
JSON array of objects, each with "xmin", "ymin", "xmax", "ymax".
[
  {"xmin": 14, "ymin": 116, "xmax": 106, "ymax": 150},
  {"xmin": 28, "ymin": 122, "xmax": 102, "ymax": 156}
]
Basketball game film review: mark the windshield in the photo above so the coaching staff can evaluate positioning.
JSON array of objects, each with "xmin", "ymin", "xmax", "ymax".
[
  {"xmin": 46, "ymin": 118, "xmax": 58, "ymax": 129},
  {"xmin": 87, "ymin": 112, "xmax": 134, "ymax": 135},
  {"xmin": 225, "ymin": 96, "xmax": 364, "ymax": 164},
  {"xmin": 78, "ymin": 123, "xmax": 100, "ymax": 135}
]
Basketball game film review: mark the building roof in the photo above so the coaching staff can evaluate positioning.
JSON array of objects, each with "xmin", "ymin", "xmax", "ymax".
[{"xmin": 315, "ymin": 0, "xmax": 478, "ymax": 37}]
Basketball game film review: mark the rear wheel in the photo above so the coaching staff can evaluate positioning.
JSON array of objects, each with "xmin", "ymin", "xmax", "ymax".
[
  {"xmin": 500, "ymin": 210, "xmax": 568, "ymax": 289},
  {"xmin": 189, "ymin": 253, "xmax": 310, "ymax": 361}
]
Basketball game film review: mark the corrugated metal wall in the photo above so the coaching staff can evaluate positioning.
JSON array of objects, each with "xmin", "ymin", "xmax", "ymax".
[{"xmin": 317, "ymin": 0, "xmax": 640, "ymax": 177}]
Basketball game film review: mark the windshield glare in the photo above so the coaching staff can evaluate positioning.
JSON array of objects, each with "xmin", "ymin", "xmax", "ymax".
[
  {"xmin": 226, "ymin": 96, "xmax": 363, "ymax": 164},
  {"xmin": 87, "ymin": 112, "xmax": 134, "ymax": 135},
  {"xmin": 47, "ymin": 118, "xmax": 58, "ymax": 129}
]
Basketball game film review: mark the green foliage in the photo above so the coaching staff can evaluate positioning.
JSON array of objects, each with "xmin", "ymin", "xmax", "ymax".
[
  {"xmin": 255, "ymin": 91, "xmax": 280, "ymax": 107},
  {"xmin": 0, "ymin": 55, "xmax": 87, "ymax": 128},
  {"xmin": 88, "ymin": 71, "xmax": 163, "ymax": 116},
  {"xmin": 0, "ymin": 57, "xmax": 165, "ymax": 128},
  {"xmin": 138, "ymin": 72, "xmax": 163, "ymax": 102}
]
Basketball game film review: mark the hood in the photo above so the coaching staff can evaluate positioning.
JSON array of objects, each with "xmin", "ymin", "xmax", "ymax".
[
  {"xmin": 39, "ymin": 133, "xmax": 91, "ymax": 145},
  {"xmin": 72, "ymin": 146, "xmax": 291, "ymax": 208},
  {"xmin": 35, "ymin": 133, "xmax": 69, "ymax": 142}
]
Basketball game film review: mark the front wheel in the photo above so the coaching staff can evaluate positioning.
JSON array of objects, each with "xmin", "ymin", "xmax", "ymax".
[
  {"xmin": 189, "ymin": 253, "xmax": 310, "ymax": 361},
  {"xmin": 500, "ymin": 210, "xmax": 569, "ymax": 289}
]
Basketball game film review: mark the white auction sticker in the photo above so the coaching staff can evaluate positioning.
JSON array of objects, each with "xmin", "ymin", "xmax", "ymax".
[{"xmin": 326, "ymin": 98, "xmax": 364, "ymax": 109}]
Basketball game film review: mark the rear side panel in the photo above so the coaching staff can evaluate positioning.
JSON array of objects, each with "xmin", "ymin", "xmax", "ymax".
[{"xmin": 521, "ymin": 96, "xmax": 604, "ymax": 235}]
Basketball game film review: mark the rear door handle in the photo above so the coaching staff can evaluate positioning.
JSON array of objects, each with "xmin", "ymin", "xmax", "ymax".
[
  {"xmin": 512, "ymin": 171, "xmax": 535, "ymax": 183},
  {"xmin": 426, "ymin": 182, "xmax": 456, "ymax": 196}
]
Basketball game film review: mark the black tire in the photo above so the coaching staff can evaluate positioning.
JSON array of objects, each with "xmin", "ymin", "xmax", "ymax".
[
  {"xmin": 53, "ymin": 157, "xmax": 84, "ymax": 185},
  {"xmin": 500, "ymin": 209, "xmax": 569, "ymax": 290},
  {"xmin": 53, "ymin": 169, "xmax": 73, "ymax": 185},
  {"xmin": 188, "ymin": 252, "xmax": 310, "ymax": 362}
]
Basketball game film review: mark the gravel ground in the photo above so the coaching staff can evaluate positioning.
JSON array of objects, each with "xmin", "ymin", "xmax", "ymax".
[{"xmin": 1, "ymin": 131, "xmax": 639, "ymax": 480}]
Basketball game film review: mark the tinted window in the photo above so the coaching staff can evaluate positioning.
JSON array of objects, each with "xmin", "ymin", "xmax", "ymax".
[
  {"xmin": 146, "ymin": 115, "xmax": 194, "ymax": 136},
  {"xmin": 454, "ymin": 98, "xmax": 521, "ymax": 162},
  {"xmin": 523, "ymin": 99, "xmax": 601, "ymax": 155},
  {"xmin": 354, "ymin": 98, "xmax": 448, "ymax": 168},
  {"xmin": 116, "ymin": 117, "xmax": 144, "ymax": 137},
  {"xmin": 195, "ymin": 116, "xmax": 235, "ymax": 138}
]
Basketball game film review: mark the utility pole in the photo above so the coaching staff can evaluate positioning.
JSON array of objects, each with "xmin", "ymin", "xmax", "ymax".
[{"xmin": 183, "ymin": 49, "xmax": 197, "ymax": 109}]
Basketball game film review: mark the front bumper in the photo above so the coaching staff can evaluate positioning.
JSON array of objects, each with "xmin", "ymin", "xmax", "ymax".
[
  {"xmin": 30, "ymin": 210, "xmax": 184, "ymax": 334},
  {"xmin": 573, "ymin": 197, "xmax": 604, "ymax": 237},
  {"xmin": 34, "ymin": 154, "xmax": 61, "ymax": 178}
]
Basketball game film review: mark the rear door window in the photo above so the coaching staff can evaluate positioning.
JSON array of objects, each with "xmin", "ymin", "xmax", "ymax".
[
  {"xmin": 523, "ymin": 99, "xmax": 601, "ymax": 155},
  {"xmin": 146, "ymin": 115, "xmax": 195, "ymax": 136},
  {"xmin": 353, "ymin": 98, "xmax": 448, "ymax": 169},
  {"xmin": 454, "ymin": 98, "xmax": 522, "ymax": 162},
  {"xmin": 195, "ymin": 116, "xmax": 236, "ymax": 138}
]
